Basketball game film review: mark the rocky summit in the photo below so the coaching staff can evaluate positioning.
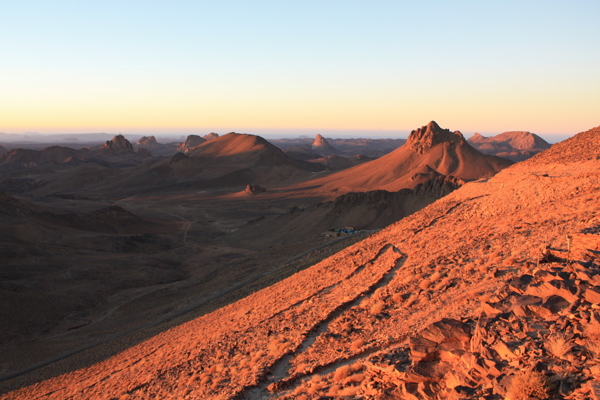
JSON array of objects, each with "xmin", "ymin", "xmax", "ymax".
[
  {"xmin": 407, "ymin": 121, "xmax": 466, "ymax": 155},
  {"xmin": 311, "ymin": 134, "xmax": 343, "ymax": 156},
  {"xmin": 101, "ymin": 134, "xmax": 134, "ymax": 152}
]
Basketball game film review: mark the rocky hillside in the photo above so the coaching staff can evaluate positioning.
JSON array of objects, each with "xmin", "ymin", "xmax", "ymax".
[
  {"xmin": 4, "ymin": 125, "xmax": 597, "ymax": 400},
  {"xmin": 232, "ymin": 175, "xmax": 463, "ymax": 246}
]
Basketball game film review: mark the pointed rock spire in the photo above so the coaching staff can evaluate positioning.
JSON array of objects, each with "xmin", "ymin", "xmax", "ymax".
[{"xmin": 312, "ymin": 134, "xmax": 329, "ymax": 147}]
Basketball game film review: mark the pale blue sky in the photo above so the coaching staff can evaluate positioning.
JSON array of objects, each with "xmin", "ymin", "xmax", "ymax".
[{"xmin": 0, "ymin": 1, "xmax": 598, "ymax": 139}]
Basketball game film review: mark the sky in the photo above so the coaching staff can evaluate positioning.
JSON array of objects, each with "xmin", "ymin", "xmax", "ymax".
[{"xmin": 0, "ymin": 1, "xmax": 598, "ymax": 140}]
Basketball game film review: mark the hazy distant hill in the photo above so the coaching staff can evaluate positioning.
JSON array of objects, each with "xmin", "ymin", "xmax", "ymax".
[
  {"xmin": 270, "ymin": 136, "xmax": 406, "ymax": 159},
  {"xmin": 468, "ymin": 130, "xmax": 552, "ymax": 161},
  {"xmin": 0, "ymin": 146, "xmax": 88, "ymax": 170}
]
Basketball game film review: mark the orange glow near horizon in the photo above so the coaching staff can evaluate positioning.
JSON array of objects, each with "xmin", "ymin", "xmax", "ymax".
[{"xmin": 1, "ymin": 82, "xmax": 598, "ymax": 137}]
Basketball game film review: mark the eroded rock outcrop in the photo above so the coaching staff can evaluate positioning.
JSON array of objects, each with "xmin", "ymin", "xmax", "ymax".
[
  {"xmin": 177, "ymin": 135, "xmax": 206, "ymax": 153},
  {"xmin": 136, "ymin": 136, "xmax": 158, "ymax": 146},
  {"xmin": 101, "ymin": 135, "xmax": 134, "ymax": 152},
  {"xmin": 407, "ymin": 121, "xmax": 467, "ymax": 155}
]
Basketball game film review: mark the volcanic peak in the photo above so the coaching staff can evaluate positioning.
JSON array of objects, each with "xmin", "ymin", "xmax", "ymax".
[
  {"xmin": 312, "ymin": 134, "xmax": 329, "ymax": 147},
  {"xmin": 311, "ymin": 134, "xmax": 343, "ymax": 156},
  {"xmin": 101, "ymin": 135, "xmax": 133, "ymax": 152},
  {"xmin": 407, "ymin": 121, "xmax": 466, "ymax": 154}
]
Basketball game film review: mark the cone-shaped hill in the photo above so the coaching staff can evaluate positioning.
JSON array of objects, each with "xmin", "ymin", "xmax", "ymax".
[
  {"xmin": 311, "ymin": 134, "xmax": 343, "ymax": 156},
  {"xmin": 6, "ymin": 126, "xmax": 598, "ymax": 399},
  {"xmin": 166, "ymin": 132, "xmax": 324, "ymax": 182},
  {"xmin": 300, "ymin": 121, "xmax": 513, "ymax": 196}
]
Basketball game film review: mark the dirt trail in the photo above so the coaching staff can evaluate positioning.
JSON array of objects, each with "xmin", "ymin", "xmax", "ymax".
[{"xmin": 239, "ymin": 245, "xmax": 405, "ymax": 400}]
